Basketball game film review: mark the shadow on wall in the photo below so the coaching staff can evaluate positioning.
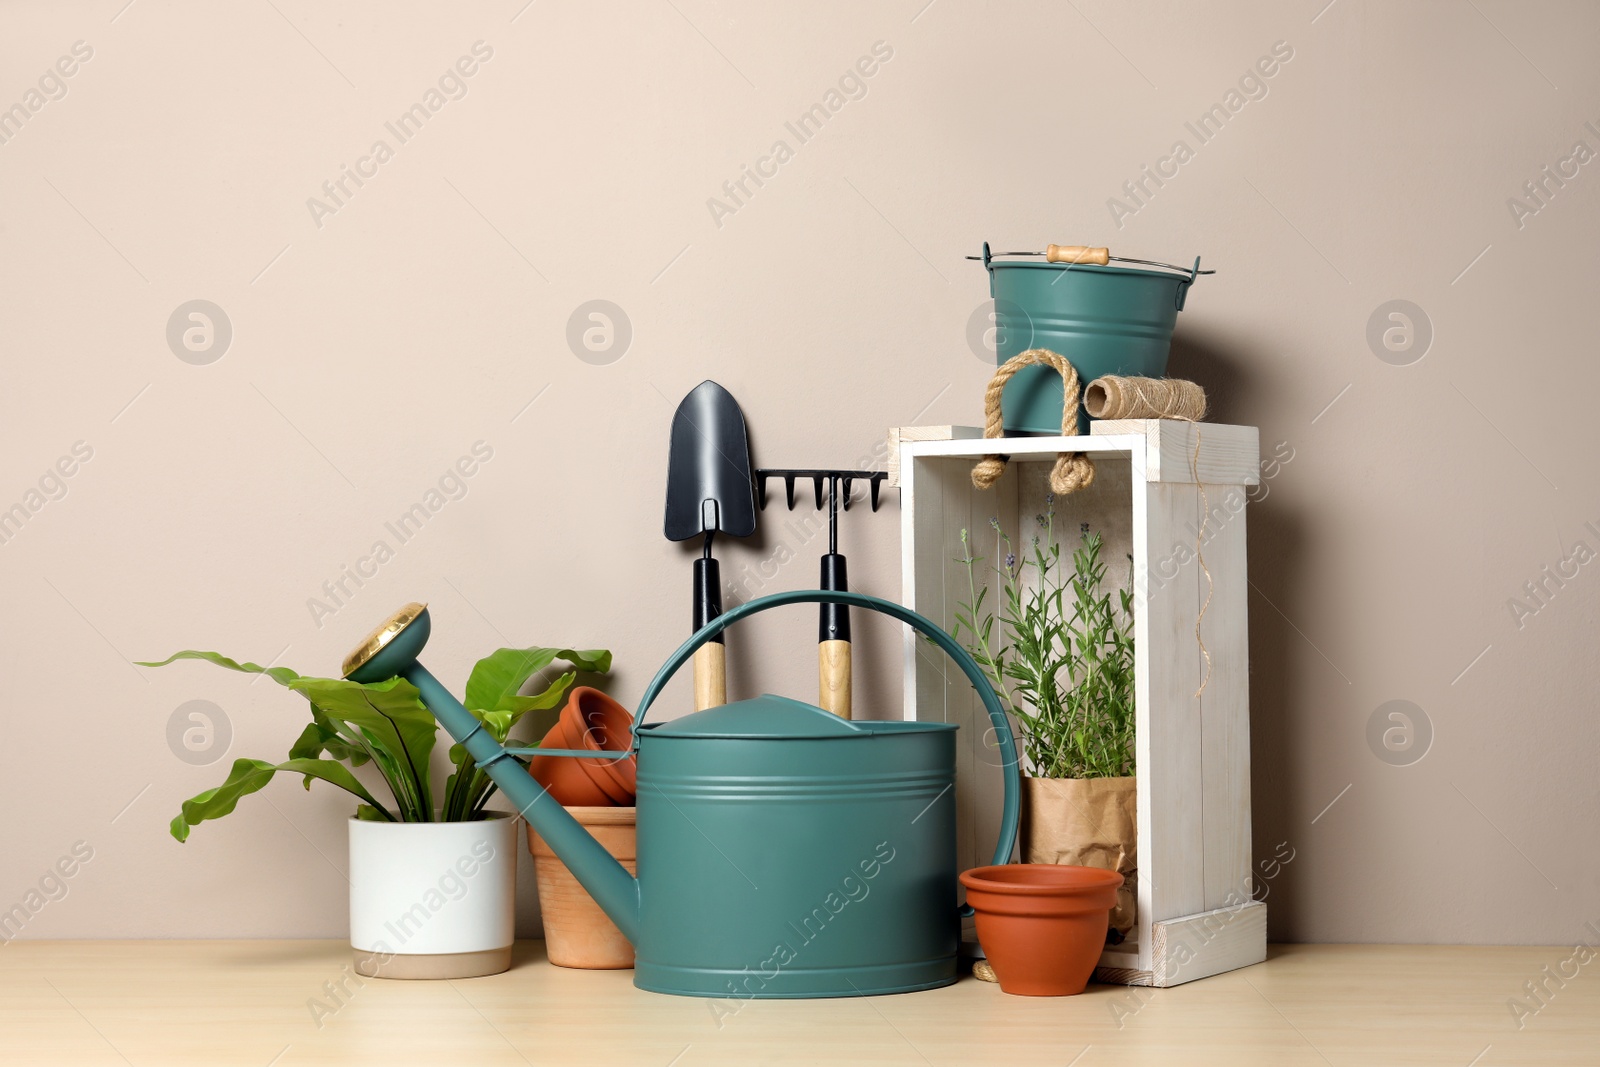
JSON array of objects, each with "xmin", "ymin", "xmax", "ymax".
[
  {"xmin": 1168, "ymin": 330, "xmax": 1256, "ymax": 425},
  {"xmin": 1241, "ymin": 502, "xmax": 1305, "ymax": 940},
  {"xmin": 1171, "ymin": 328, "xmax": 1306, "ymax": 940}
]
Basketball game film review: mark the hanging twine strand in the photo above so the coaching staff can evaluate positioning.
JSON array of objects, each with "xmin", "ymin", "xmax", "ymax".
[
  {"xmin": 1190, "ymin": 428, "xmax": 1214, "ymax": 700},
  {"xmin": 972, "ymin": 349, "xmax": 1095, "ymax": 496},
  {"xmin": 1081, "ymin": 374, "xmax": 1214, "ymax": 697}
]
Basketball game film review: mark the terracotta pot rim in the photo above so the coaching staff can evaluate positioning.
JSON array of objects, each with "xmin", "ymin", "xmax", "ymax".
[
  {"xmin": 574, "ymin": 751, "xmax": 635, "ymax": 804},
  {"xmin": 564, "ymin": 688, "xmax": 638, "ymax": 803},
  {"xmin": 568, "ymin": 687, "xmax": 636, "ymax": 749},
  {"xmin": 527, "ymin": 806, "xmax": 636, "ymax": 857},
  {"xmin": 960, "ymin": 863, "xmax": 1125, "ymax": 895},
  {"xmin": 546, "ymin": 804, "xmax": 636, "ymax": 823},
  {"xmin": 529, "ymin": 717, "xmax": 616, "ymax": 806},
  {"xmin": 541, "ymin": 714, "xmax": 583, "ymax": 749},
  {"xmin": 570, "ymin": 731, "xmax": 636, "ymax": 803}
]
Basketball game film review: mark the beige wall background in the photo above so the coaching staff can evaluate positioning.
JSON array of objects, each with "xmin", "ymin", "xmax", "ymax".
[{"xmin": 2, "ymin": 0, "xmax": 1596, "ymax": 946}]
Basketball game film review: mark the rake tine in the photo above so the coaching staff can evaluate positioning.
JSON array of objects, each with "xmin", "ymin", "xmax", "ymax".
[{"xmin": 753, "ymin": 467, "xmax": 893, "ymax": 515}]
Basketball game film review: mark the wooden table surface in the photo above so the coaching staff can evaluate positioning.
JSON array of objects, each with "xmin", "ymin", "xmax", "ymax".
[{"xmin": 1, "ymin": 941, "xmax": 1593, "ymax": 1065}]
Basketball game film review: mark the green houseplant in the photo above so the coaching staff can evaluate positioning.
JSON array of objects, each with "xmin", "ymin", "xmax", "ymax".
[
  {"xmin": 140, "ymin": 641, "xmax": 610, "ymax": 980},
  {"xmin": 952, "ymin": 500, "xmax": 1138, "ymax": 941},
  {"xmin": 140, "ymin": 645, "xmax": 611, "ymax": 837}
]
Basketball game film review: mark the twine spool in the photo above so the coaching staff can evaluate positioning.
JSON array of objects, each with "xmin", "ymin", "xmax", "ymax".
[
  {"xmin": 971, "ymin": 349, "xmax": 1095, "ymax": 497},
  {"xmin": 972, "ymin": 959, "xmax": 998, "ymax": 983},
  {"xmin": 1083, "ymin": 375, "xmax": 1207, "ymax": 421}
]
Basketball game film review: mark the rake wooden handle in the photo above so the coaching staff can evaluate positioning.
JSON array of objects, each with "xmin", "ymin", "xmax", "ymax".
[
  {"xmin": 819, "ymin": 640, "xmax": 851, "ymax": 719},
  {"xmin": 693, "ymin": 643, "xmax": 726, "ymax": 711},
  {"xmin": 1045, "ymin": 244, "xmax": 1111, "ymax": 265}
]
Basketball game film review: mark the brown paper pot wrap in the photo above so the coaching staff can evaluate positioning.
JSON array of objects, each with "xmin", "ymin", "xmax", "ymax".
[{"xmin": 1021, "ymin": 776, "xmax": 1138, "ymax": 938}]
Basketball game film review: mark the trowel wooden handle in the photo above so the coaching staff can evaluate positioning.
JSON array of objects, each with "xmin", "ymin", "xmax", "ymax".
[
  {"xmin": 819, "ymin": 640, "xmax": 851, "ymax": 719},
  {"xmin": 1045, "ymin": 244, "xmax": 1111, "ymax": 265},
  {"xmin": 693, "ymin": 642, "xmax": 726, "ymax": 711}
]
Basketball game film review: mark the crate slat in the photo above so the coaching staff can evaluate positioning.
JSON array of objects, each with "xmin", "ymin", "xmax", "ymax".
[
  {"xmin": 1139, "ymin": 479, "xmax": 1208, "ymax": 926},
  {"xmin": 1199, "ymin": 484, "xmax": 1254, "ymax": 911}
]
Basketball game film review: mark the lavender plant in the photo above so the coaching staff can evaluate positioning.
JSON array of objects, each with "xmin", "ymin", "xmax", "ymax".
[{"xmin": 952, "ymin": 501, "xmax": 1136, "ymax": 779}]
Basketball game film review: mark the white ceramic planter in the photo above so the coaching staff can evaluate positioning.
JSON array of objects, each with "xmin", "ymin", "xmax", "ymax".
[{"xmin": 348, "ymin": 813, "xmax": 516, "ymax": 979}]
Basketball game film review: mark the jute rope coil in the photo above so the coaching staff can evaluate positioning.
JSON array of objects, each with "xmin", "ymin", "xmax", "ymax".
[
  {"xmin": 971, "ymin": 349, "xmax": 1095, "ymax": 497},
  {"xmin": 1083, "ymin": 375, "xmax": 1206, "ymax": 421}
]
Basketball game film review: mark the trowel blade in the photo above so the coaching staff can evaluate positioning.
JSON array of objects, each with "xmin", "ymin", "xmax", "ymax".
[{"xmin": 664, "ymin": 380, "xmax": 757, "ymax": 541}]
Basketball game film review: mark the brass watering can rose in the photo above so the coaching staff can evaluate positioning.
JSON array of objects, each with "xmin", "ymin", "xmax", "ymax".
[{"xmin": 341, "ymin": 602, "xmax": 427, "ymax": 679}]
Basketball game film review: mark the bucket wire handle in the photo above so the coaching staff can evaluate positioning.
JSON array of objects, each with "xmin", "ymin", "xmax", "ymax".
[
  {"xmin": 971, "ymin": 349, "xmax": 1095, "ymax": 497},
  {"xmin": 631, "ymin": 588, "xmax": 1022, "ymax": 878}
]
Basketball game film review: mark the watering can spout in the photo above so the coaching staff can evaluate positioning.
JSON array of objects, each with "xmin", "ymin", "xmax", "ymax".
[{"xmin": 341, "ymin": 604, "xmax": 642, "ymax": 945}]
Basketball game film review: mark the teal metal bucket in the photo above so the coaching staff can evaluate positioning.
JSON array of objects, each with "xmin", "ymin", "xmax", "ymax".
[{"xmin": 983, "ymin": 243, "xmax": 1202, "ymax": 434}]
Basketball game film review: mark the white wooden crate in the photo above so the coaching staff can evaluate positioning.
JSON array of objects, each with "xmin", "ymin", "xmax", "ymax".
[{"xmin": 895, "ymin": 420, "xmax": 1265, "ymax": 987}]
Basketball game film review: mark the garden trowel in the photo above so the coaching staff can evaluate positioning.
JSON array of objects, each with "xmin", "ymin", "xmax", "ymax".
[{"xmin": 664, "ymin": 380, "xmax": 757, "ymax": 711}]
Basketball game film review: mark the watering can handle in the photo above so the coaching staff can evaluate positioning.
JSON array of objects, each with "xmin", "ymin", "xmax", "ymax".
[{"xmin": 632, "ymin": 588, "xmax": 1022, "ymax": 882}]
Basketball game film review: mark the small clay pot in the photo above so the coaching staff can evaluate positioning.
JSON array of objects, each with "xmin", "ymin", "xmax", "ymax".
[
  {"xmin": 960, "ymin": 864, "xmax": 1124, "ymax": 996},
  {"xmin": 528, "ymin": 806, "xmax": 637, "ymax": 968},
  {"xmin": 525, "ymin": 713, "xmax": 609, "ymax": 805},
  {"xmin": 526, "ymin": 687, "xmax": 637, "ymax": 806},
  {"xmin": 568, "ymin": 688, "xmax": 637, "ymax": 803}
]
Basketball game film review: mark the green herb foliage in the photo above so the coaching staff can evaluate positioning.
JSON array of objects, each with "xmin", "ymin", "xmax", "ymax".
[
  {"xmin": 951, "ymin": 502, "xmax": 1136, "ymax": 779},
  {"xmin": 139, "ymin": 645, "xmax": 611, "ymax": 840}
]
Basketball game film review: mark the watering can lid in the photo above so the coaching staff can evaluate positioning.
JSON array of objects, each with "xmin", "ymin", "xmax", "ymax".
[{"xmin": 642, "ymin": 694, "xmax": 950, "ymax": 739}]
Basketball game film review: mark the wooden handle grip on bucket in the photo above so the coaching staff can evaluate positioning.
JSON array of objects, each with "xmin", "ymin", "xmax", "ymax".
[{"xmin": 1045, "ymin": 245, "xmax": 1110, "ymax": 265}]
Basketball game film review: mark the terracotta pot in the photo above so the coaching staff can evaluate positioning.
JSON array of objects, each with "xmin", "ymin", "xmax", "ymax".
[
  {"xmin": 526, "ymin": 687, "xmax": 638, "ymax": 806},
  {"xmin": 525, "ymin": 714, "xmax": 610, "ymax": 806},
  {"xmin": 568, "ymin": 687, "xmax": 637, "ymax": 802},
  {"xmin": 960, "ymin": 864, "xmax": 1123, "ymax": 996},
  {"xmin": 528, "ymin": 806, "xmax": 636, "ymax": 968}
]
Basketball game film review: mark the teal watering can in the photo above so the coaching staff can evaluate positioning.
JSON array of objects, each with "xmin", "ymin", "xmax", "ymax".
[{"xmin": 343, "ymin": 590, "xmax": 1020, "ymax": 998}]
